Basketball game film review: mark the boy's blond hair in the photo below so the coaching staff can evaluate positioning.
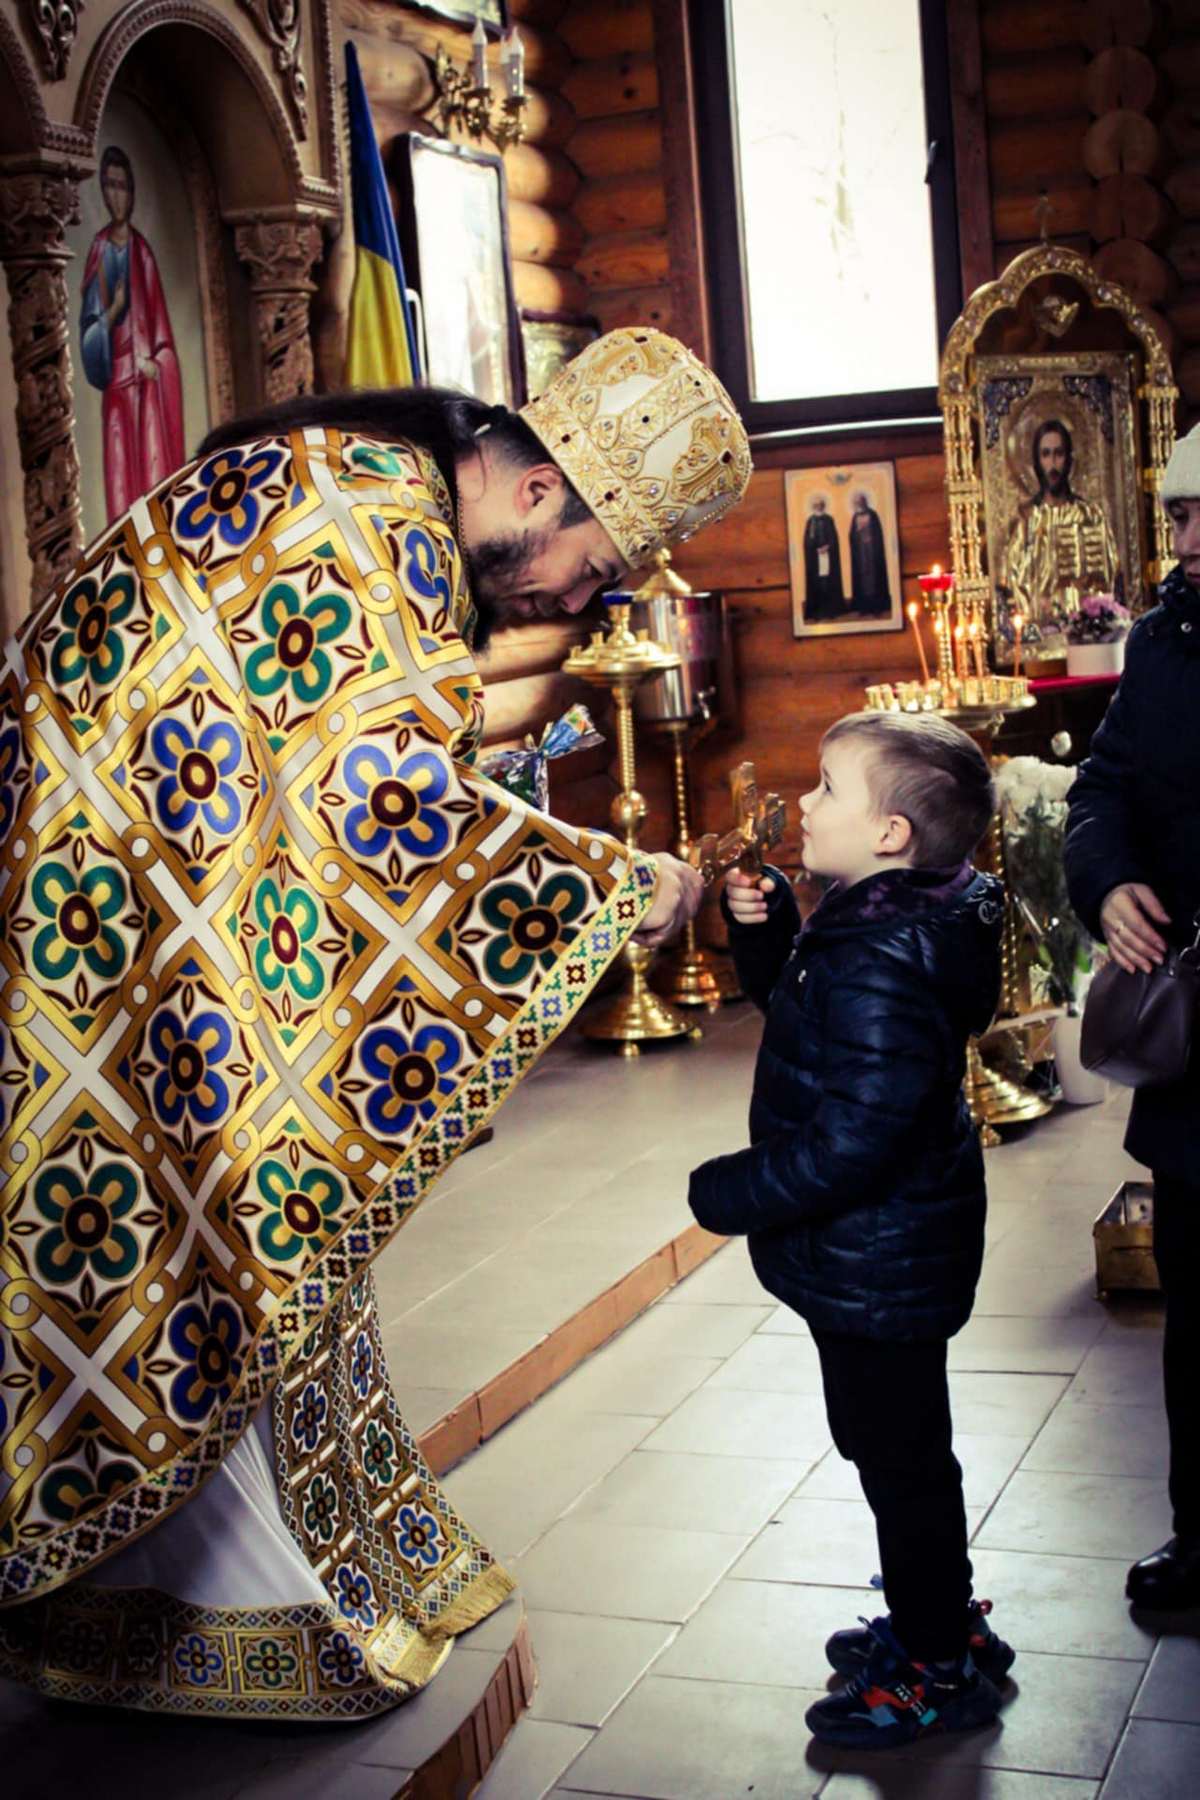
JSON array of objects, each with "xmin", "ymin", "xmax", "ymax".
[{"xmin": 823, "ymin": 711, "xmax": 995, "ymax": 868}]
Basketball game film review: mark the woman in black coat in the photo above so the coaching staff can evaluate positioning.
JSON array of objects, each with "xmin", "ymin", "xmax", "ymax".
[{"xmin": 1064, "ymin": 432, "xmax": 1200, "ymax": 1612}]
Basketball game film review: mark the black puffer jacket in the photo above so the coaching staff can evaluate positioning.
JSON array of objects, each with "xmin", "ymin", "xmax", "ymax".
[
  {"xmin": 689, "ymin": 865, "xmax": 1003, "ymax": 1341},
  {"xmin": 1064, "ymin": 564, "xmax": 1200, "ymax": 1181}
]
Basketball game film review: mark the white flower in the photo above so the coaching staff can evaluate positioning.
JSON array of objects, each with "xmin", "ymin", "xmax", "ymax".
[{"xmin": 995, "ymin": 755, "xmax": 1074, "ymax": 823}]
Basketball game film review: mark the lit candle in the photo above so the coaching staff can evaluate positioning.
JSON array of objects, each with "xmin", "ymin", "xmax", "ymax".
[
  {"xmin": 906, "ymin": 600, "xmax": 931, "ymax": 685},
  {"xmin": 471, "ymin": 18, "xmax": 488, "ymax": 87},
  {"xmin": 917, "ymin": 562, "xmax": 954, "ymax": 599},
  {"xmin": 504, "ymin": 27, "xmax": 525, "ymax": 98},
  {"xmin": 1011, "ymin": 611, "xmax": 1024, "ymax": 679},
  {"xmin": 969, "ymin": 618, "xmax": 986, "ymax": 681}
]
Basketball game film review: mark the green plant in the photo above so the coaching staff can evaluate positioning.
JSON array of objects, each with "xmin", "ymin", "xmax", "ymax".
[{"xmin": 995, "ymin": 758, "xmax": 1094, "ymax": 1012}]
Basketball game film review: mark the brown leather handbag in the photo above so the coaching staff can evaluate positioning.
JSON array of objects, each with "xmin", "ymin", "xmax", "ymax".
[{"xmin": 1081, "ymin": 912, "xmax": 1200, "ymax": 1088}]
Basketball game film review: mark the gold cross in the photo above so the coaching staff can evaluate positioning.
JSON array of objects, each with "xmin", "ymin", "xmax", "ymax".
[{"xmin": 691, "ymin": 761, "xmax": 787, "ymax": 884}]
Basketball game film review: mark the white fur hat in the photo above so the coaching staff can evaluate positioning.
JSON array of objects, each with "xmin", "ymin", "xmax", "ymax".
[{"xmin": 1161, "ymin": 422, "xmax": 1200, "ymax": 501}]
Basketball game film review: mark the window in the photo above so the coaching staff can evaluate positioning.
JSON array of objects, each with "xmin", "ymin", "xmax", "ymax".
[{"xmin": 690, "ymin": 0, "xmax": 962, "ymax": 434}]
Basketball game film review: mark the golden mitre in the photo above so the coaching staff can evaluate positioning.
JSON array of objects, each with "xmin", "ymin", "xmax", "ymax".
[{"xmin": 519, "ymin": 326, "xmax": 753, "ymax": 570}]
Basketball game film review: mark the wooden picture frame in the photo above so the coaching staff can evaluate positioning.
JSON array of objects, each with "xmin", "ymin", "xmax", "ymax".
[
  {"xmin": 391, "ymin": 133, "xmax": 524, "ymax": 407},
  {"xmin": 786, "ymin": 462, "xmax": 904, "ymax": 639},
  {"xmin": 976, "ymin": 352, "xmax": 1145, "ymax": 665},
  {"xmin": 406, "ymin": 0, "xmax": 507, "ymax": 30},
  {"xmin": 519, "ymin": 310, "xmax": 600, "ymax": 401},
  {"xmin": 688, "ymin": 0, "xmax": 963, "ymax": 434}
]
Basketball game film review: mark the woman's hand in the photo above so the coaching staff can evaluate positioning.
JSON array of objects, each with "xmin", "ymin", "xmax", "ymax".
[
  {"xmin": 1100, "ymin": 882, "xmax": 1171, "ymax": 974},
  {"xmin": 635, "ymin": 852, "xmax": 704, "ymax": 948},
  {"xmin": 724, "ymin": 867, "xmax": 776, "ymax": 926}
]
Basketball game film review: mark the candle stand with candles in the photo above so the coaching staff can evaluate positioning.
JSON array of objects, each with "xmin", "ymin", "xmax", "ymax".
[
  {"xmin": 865, "ymin": 565, "xmax": 1053, "ymax": 1145},
  {"xmin": 563, "ymin": 595, "xmax": 702, "ymax": 1055},
  {"xmin": 434, "ymin": 21, "xmax": 528, "ymax": 152}
]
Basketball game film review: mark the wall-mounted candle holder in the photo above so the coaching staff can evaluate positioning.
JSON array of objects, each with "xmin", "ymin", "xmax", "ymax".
[{"xmin": 434, "ymin": 22, "xmax": 528, "ymax": 153}]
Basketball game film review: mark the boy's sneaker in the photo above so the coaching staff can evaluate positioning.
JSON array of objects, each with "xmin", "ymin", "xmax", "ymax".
[
  {"xmin": 806, "ymin": 1616, "xmax": 1001, "ymax": 1750},
  {"xmin": 825, "ymin": 1597, "xmax": 1016, "ymax": 1684}
]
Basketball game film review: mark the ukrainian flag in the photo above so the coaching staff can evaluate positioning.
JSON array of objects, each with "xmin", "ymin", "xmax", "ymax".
[{"xmin": 345, "ymin": 41, "xmax": 420, "ymax": 387}]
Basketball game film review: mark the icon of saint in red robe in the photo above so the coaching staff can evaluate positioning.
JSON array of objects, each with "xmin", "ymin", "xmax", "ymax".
[{"xmin": 80, "ymin": 145, "xmax": 185, "ymax": 523}]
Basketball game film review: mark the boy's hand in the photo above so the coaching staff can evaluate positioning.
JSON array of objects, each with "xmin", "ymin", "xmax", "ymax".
[{"xmin": 724, "ymin": 867, "xmax": 775, "ymax": 925}]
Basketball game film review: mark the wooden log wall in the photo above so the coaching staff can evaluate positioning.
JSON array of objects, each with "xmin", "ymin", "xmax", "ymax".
[
  {"xmin": 982, "ymin": 1, "xmax": 1094, "ymax": 264},
  {"xmin": 1163, "ymin": 2, "xmax": 1200, "ymax": 419},
  {"xmin": 339, "ymin": 1, "xmax": 1200, "ymax": 877},
  {"xmin": 341, "ymin": 0, "xmax": 589, "ymax": 316},
  {"xmin": 559, "ymin": 2, "xmax": 674, "ymax": 335},
  {"xmin": 544, "ymin": 0, "xmax": 1003, "ymax": 892},
  {"xmin": 980, "ymin": 1, "xmax": 1191, "ymax": 376},
  {"xmin": 547, "ymin": 0, "xmax": 1200, "ymax": 898},
  {"xmin": 336, "ymin": 0, "xmax": 609, "ymax": 820}
]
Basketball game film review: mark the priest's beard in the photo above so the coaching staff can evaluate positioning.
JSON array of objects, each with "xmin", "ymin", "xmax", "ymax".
[{"xmin": 463, "ymin": 523, "xmax": 557, "ymax": 651}]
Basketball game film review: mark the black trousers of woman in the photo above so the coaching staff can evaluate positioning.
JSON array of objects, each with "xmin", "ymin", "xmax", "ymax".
[
  {"xmin": 1152, "ymin": 1173, "xmax": 1200, "ymax": 1542},
  {"xmin": 813, "ymin": 1332, "xmax": 973, "ymax": 1663}
]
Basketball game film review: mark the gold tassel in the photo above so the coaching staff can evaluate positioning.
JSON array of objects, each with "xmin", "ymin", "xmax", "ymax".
[
  {"xmin": 423, "ymin": 1561, "xmax": 517, "ymax": 1641},
  {"xmin": 379, "ymin": 1630, "xmax": 455, "ymax": 1692}
]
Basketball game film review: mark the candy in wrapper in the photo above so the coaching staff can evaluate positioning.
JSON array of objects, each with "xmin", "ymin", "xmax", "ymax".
[
  {"xmin": 540, "ymin": 703, "xmax": 602, "ymax": 760},
  {"xmin": 479, "ymin": 704, "xmax": 604, "ymax": 811}
]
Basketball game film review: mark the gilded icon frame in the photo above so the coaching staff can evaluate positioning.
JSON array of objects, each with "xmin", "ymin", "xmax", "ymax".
[
  {"xmin": 519, "ymin": 310, "xmax": 599, "ymax": 402},
  {"xmin": 938, "ymin": 244, "xmax": 1178, "ymax": 671},
  {"xmin": 976, "ymin": 352, "xmax": 1144, "ymax": 663}
]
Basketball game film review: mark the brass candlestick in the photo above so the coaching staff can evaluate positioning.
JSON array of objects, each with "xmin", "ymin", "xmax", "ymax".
[
  {"xmin": 949, "ymin": 705, "xmax": 1054, "ymax": 1146},
  {"xmin": 629, "ymin": 551, "xmax": 741, "ymax": 1009},
  {"xmin": 434, "ymin": 26, "xmax": 529, "ymax": 152},
  {"xmin": 563, "ymin": 599, "xmax": 700, "ymax": 1055},
  {"xmin": 652, "ymin": 720, "xmax": 742, "ymax": 1007}
]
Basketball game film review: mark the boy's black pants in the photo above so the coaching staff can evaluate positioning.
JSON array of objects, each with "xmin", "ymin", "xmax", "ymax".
[
  {"xmin": 813, "ymin": 1331, "xmax": 972, "ymax": 1663},
  {"xmin": 1152, "ymin": 1173, "xmax": 1200, "ymax": 1540}
]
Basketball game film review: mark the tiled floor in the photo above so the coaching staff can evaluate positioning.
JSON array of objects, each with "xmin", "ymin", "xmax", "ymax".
[
  {"xmin": 378, "ymin": 1001, "xmax": 760, "ymax": 1437},
  {"xmin": 3, "ymin": 1012, "xmax": 1197, "ymax": 1798},
  {"xmin": 449, "ymin": 1062, "xmax": 1196, "ymax": 1799}
]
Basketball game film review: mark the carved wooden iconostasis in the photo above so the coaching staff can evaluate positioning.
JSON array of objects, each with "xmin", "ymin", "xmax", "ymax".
[{"xmin": 0, "ymin": 1, "xmax": 342, "ymax": 634}]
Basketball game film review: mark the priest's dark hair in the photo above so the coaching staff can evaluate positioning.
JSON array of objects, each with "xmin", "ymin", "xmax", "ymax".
[{"xmin": 196, "ymin": 386, "xmax": 592, "ymax": 526}]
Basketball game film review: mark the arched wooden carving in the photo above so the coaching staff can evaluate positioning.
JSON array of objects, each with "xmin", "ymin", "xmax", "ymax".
[
  {"xmin": 237, "ymin": 0, "xmax": 308, "ymax": 138},
  {"xmin": 23, "ymin": 1, "xmax": 87, "ymax": 84},
  {"xmin": 0, "ymin": 1, "xmax": 341, "ymax": 601}
]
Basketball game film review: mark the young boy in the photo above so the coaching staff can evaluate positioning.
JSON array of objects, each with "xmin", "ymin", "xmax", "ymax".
[{"xmin": 689, "ymin": 710, "xmax": 1013, "ymax": 1750}]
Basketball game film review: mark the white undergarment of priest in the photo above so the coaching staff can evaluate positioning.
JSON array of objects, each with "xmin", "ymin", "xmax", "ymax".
[{"xmin": 0, "ymin": 329, "xmax": 751, "ymax": 1719}]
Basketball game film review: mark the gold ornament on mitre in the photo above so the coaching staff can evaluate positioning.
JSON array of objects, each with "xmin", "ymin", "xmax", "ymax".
[{"xmin": 519, "ymin": 326, "xmax": 753, "ymax": 571}]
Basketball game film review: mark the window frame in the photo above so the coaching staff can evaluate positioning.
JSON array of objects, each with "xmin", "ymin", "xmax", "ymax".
[{"xmin": 688, "ymin": 0, "xmax": 964, "ymax": 435}]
